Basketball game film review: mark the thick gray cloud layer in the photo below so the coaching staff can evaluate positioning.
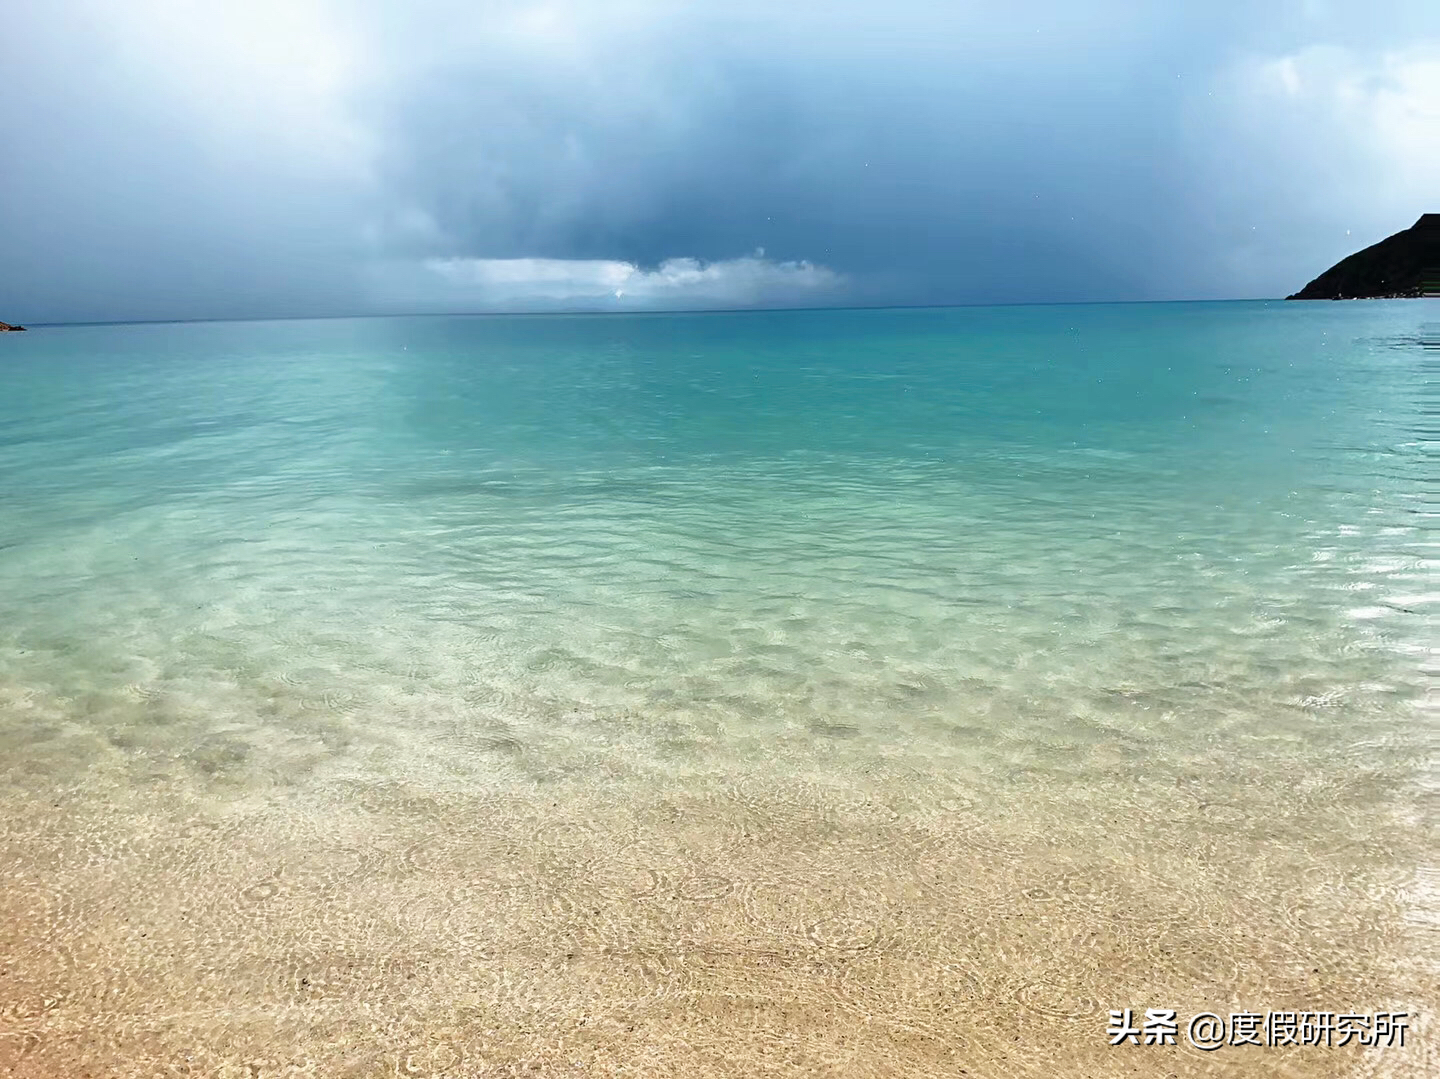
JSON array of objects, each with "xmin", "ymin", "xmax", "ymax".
[{"xmin": 1, "ymin": 1, "xmax": 1436, "ymax": 322}]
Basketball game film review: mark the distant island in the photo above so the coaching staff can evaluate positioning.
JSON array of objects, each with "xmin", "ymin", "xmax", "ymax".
[
  {"xmin": 0, "ymin": 320, "xmax": 26, "ymax": 332},
  {"xmin": 1288, "ymin": 214, "xmax": 1440, "ymax": 299}
]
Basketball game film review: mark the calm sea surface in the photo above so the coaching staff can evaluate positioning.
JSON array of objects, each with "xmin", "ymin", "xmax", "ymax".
[{"xmin": 0, "ymin": 302, "xmax": 1435, "ymax": 1076}]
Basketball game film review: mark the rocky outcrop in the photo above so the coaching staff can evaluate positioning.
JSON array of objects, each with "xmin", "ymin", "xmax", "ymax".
[
  {"xmin": 1288, "ymin": 215, "xmax": 1440, "ymax": 299},
  {"xmin": 0, "ymin": 320, "xmax": 26, "ymax": 331}
]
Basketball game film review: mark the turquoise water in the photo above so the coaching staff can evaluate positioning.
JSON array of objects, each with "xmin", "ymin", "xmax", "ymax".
[{"xmin": 0, "ymin": 302, "xmax": 1435, "ymax": 1076}]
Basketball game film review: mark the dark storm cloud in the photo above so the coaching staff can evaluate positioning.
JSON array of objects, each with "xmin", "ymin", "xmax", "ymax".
[{"xmin": 1, "ymin": 1, "xmax": 1436, "ymax": 322}]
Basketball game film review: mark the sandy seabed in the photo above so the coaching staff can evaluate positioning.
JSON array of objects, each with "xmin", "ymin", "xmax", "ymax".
[{"xmin": 1, "ymin": 731, "xmax": 1434, "ymax": 1079}]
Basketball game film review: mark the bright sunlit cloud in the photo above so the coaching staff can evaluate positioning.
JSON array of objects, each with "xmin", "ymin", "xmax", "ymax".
[{"xmin": 372, "ymin": 253, "xmax": 845, "ymax": 310}]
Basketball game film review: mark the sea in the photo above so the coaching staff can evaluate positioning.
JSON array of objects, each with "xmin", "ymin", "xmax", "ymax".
[{"xmin": 0, "ymin": 301, "xmax": 1435, "ymax": 1077}]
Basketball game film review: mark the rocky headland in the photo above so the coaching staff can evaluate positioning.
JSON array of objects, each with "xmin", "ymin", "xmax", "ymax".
[{"xmin": 1288, "ymin": 214, "xmax": 1440, "ymax": 299}]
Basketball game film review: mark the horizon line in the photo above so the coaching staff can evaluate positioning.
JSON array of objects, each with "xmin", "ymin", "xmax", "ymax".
[{"xmin": 11, "ymin": 295, "xmax": 1315, "ymax": 330}]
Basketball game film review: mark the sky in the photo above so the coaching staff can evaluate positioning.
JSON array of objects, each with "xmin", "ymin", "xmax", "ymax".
[{"xmin": 1, "ymin": 1, "xmax": 1437, "ymax": 323}]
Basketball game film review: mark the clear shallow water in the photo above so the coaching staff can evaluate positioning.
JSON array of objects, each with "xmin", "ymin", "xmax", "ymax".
[{"xmin": 0, "ymin": 302, "xmax": 1435, "ymax": 1076}]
